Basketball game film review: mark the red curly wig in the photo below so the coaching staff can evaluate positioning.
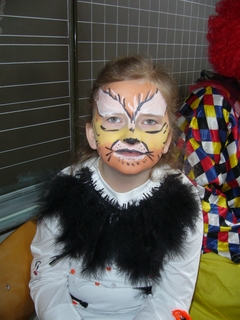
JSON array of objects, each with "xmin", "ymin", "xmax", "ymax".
[{"xmin": 207, "ymin": 0, "xmax": 240, "ymax": 80}]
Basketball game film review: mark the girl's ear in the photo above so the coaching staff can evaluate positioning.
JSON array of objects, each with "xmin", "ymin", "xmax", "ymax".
[
  {"xmin": 162, "ymin": 131, "xmax": 172, "ymax": 154},
  {"xmin": 86, "ymin": 122, "xmax": 97, "ymax": 150}
]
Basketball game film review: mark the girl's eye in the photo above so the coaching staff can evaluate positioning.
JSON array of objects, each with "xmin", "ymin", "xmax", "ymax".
[
  {"xmin": 143, "ymin": 119, "xmax": 157, "ymax": 125},
  {"xmin": 107, "ymin": 117, "xmax": 121, "ymax": 123}
]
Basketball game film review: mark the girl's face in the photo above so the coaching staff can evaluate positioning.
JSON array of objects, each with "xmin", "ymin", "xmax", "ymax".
[{"xmin": 86, "ymin": 80, "xmax": 172, "ymax": 175}]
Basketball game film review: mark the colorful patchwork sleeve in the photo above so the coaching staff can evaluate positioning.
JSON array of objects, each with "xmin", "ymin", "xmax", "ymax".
[{"xmin": 177, "ymin": 85, "xmax": 240, "ymax": 263}]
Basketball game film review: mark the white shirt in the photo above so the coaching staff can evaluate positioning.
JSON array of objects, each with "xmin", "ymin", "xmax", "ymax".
[{"xmin": 29, "ymin": 159, "xmax": 203, "ymax": 320}]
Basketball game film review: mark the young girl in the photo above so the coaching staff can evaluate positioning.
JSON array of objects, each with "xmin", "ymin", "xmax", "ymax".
[{"xmin": 29, "ymin": 55, "xmax": 203, "ymax": 320}]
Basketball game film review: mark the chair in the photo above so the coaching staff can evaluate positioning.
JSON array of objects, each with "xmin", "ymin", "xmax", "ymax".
[
  {"xmin": 190, "ymin": 252, "xmax": 240, "ymax": 320},
  {"xmin": 0, "ymin": 220, "xmax": 37, "ymax": 320}
]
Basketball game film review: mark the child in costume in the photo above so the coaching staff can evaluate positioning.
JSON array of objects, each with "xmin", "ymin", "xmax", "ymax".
[
  {"xmin": 177, "ymin": 0, "xmax": 240, "ymax": 318},
  {"xmin": 29, "ymin": 55, "xmax": 203, "ymax": 320}
]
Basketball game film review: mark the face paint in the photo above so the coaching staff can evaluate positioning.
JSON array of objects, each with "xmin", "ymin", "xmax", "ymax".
[{"xmin": 93, "ymin": 80, "xmax": 171, "ymax": 175}]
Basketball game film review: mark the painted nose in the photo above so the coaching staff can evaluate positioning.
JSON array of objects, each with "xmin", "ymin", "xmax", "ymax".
[{"xmin": 123, "ymin": 138, "xmax": 140, "ymax": 145}]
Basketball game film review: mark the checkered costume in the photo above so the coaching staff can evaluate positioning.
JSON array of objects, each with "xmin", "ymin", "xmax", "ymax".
[{"xmin": 177, "ymin": 70, "xmax": 240, "ymax": 263}]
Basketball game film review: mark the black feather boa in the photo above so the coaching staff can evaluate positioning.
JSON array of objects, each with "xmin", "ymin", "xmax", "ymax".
[{"xmin": 37, "ymin": 167, "xmax": 200, "ymax": 284}]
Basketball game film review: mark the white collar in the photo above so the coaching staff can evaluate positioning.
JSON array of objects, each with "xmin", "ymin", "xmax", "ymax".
[{"xmin": 90, "ymin": 159, "xmax": 161, "ymax": 206}]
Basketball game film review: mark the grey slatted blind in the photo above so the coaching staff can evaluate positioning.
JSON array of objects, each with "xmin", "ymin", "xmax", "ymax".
[{"xmin": 0, "ymin": 0, "xmax": 72, "ymax": 196}]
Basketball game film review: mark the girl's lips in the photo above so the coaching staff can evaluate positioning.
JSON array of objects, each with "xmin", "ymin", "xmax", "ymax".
[
  {"xmin": 115, "ymin": 149, "xmax": 144, "ymax": 157},
  {"xmin": 114, "ymin": 149, "xmax": 145, "ymax": 160},
  {"xmin": 111, "ymin": 141, "xmax": 148, "ymax": 154}
]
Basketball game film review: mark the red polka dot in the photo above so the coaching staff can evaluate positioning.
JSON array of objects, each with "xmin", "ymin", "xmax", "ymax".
[
  {"xmin": 70, "ymin": 269, "xmax": 76, "ymax": 274},
  {"xmin": 95, "ymin": 282, "xmax": 100, "ymax": 286},
  {"xmin": 106, "ymin": 266, "xmax": 111, "ymax": 271}
]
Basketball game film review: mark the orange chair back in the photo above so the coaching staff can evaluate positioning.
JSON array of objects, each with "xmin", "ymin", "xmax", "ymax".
[{"xmin": 0, "ymin": 220, "xmax": 36, "ymax": 320}]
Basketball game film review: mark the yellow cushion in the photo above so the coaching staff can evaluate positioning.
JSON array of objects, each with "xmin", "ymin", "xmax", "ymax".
[
  {"xmin": 190, "ymin": 252, "xmax": 240, "ymax": 320},
  {"xmin": 0, "ymin": 221, "xmax": 36, "ymax": 320}
]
